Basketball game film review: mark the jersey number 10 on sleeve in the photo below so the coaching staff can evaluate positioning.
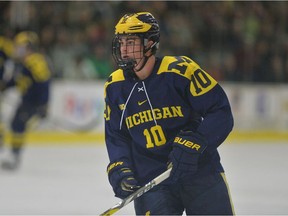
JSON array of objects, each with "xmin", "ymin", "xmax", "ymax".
[
  {"xmin": 190, "ymin": 68, "xmax": 217, "ymax": 96},
  {"xmin": 166, "ymin": 56, "xmax": 217, "ymax": 96}
]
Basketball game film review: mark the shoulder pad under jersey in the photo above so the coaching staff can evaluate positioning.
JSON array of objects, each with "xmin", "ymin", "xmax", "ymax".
[
  {"xmin": 24, "ymin": 53, "xmax": 51, "ymax": 82},
  {"xmin": 104, "ymin": 69, "xmax": 125, "ymax": 98},
  {"xmin": 158, "ymin": 56, "xmax": 218, "ymax": 96},
  {"xmin": 0, "ymin": 36, "xmax": 14, "ymax": 58}
]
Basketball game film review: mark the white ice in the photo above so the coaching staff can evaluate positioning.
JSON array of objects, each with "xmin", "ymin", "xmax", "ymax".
[{"xmin": 0, "ymin": 141, "xmax": 288, "ymax": 215}]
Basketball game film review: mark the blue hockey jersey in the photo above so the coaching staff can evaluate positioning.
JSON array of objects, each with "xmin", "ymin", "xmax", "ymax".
[
  {"xmin": 6, "ymin": 52, "xmax": 51, "ymax": 107},
  {"xmin": 0, "ymin": 36, "xmax": 13, "ymax": 80},
  {"xmin": 104, "ymin": 56, "xmax": 233, "ymax": 185}
]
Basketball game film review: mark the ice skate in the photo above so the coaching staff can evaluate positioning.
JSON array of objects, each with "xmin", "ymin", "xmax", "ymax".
[{"xmin": 1, "ymin": 153, "xmax": 20, "ymax": 171}]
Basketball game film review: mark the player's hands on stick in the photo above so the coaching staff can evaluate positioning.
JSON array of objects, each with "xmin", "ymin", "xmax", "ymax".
[
  {"xmin": 107, "ymin": 162, "xmax": 140, "ymax": 199},
  {"xmin": 168, "ymin": 130, "xmax": 207, "ymax": 181},
  {"xmin": 120, "ymin": 174, "xmax": 140, "ymax": 192},
  {"xmin": 115, "ymin": 167, "xmax": 140, "ymax": 198}
]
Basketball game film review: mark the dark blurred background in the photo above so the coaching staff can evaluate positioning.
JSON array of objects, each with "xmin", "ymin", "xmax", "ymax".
[{"xmin": 1, "ymin": 1, "xmax": 288, "ymax": 82}]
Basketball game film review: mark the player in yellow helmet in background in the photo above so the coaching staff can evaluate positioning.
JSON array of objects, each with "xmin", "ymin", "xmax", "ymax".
[
  {"xmin": 0, "ymin": 35, "xmax": 14, "ymax": 149},
  {"xmin": 0, "ymin": 31, "xmax": 51, "ymax": 170}
]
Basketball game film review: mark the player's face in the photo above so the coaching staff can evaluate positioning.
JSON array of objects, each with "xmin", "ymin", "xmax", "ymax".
[
  {"xmin": 119, "ymin": 35, "xmax": 143, "ymax": 65},
  {"xmin": 14, "ymin": 44, "xmax": 28, "ymax": 60}
]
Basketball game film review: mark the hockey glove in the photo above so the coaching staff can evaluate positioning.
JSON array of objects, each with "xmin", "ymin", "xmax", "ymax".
[
  {"xmin": 169, "ymin": 131, "xmax": 207, "ymax": 182},
  {"xmin": 120, "ymin": 172, "xmax": 140, "ymax": 192},
  {"xmin": 107, "ymin": 162, "xmax": 140, "ymax": 199}
]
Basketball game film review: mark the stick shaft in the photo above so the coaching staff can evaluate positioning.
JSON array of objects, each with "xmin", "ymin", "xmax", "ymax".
[{"xmin": 99, "ymin": 168, "xmax": 171, "ymax": 216}]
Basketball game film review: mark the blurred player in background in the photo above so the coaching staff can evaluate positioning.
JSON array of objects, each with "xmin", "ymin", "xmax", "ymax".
[
  {"xmin": 0, "ymin": 31, "xmax": 51, "ymax": 170},
  {"xmin": 0, "ymin": 35, "xmax": 14, "ymax": 149},
  {"xmin": 104, "ymin": 12, "xmax": 235, "ymax": 215}
]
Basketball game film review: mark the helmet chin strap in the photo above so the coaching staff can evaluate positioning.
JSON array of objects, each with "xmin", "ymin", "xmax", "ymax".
[
  {"xmin": 134, "ymin": 55, "xmax": 150, "ymax": 72},
  {"xmin": 134, "ymin": 41, "xmax": 156, "ymax": 72}
]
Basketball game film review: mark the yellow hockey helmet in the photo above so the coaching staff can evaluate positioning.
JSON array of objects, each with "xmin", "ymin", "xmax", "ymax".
[
  {"xmin": 14, "ymin": 31, "xmax": 39, "ymax": 48},
  {"xmin": 112, "ymin": 12, "xmax": 160, "ymax": 72},
  {"xmin": 115, "ymin": 12, "xmax": 160, "ymax": 44}
]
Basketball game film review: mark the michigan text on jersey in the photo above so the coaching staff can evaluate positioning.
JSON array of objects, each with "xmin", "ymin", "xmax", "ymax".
[{"xmin": 125, "ymin": 106, "xmax": 184, "ymax": 129}]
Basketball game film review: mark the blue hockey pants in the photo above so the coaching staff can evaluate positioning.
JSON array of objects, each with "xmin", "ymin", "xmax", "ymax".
[{"xmin": 134, "ymin": 172, "xmax": 235, "ymax": 215}]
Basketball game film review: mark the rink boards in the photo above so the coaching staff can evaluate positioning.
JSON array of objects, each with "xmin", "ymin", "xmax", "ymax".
[{"xmin": 1, "ymin": 81, "xmax": 288, "ymax": 145}]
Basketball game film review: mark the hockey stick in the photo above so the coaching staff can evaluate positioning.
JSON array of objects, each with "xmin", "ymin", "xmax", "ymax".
[{"xmin": 99, "ymin": 168, "xmax": 172, "ymax": 216}]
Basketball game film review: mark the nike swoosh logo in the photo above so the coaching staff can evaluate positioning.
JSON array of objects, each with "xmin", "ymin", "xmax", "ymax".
[{"xmin": 138, "ymin": 100, "xmax": 147, "ymax": 106}]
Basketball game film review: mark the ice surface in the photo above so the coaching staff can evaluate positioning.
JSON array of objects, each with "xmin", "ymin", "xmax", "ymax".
[{"xmin": 0, "ymin": 142, "xmax": 288, "ymax": 215}]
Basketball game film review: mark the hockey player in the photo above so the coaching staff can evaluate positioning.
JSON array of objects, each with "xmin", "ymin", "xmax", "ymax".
[
  {"xmin": 104, "ymin": 12, "xmax": 235, "ymax": 215},
  {"xmin": 0, "ymin": 35, "xmax": 14, "ymax": 88},
  {"xmin": 1, "ymin": 31, "xmax": 51, "ymax": 170},
  {"xmin": 0, "ymin": 35, "xmax": 14, "ymax": 148}
]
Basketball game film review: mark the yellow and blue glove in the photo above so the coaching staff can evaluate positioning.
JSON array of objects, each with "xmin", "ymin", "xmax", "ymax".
[
  {"xmin": 107, "ymin": 162, "xmax": 140, "ymax": 199},
  {"xmin": 169, "ymin": 130, "xmax": 207, "ymax": 182}
]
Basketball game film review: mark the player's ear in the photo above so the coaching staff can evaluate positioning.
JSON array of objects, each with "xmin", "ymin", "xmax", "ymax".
[{"xmin": 146, "ymin": 40, "xmax": 155, "ymax": 48}]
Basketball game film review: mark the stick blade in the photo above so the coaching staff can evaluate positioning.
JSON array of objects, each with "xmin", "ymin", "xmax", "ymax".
[
  {"xmin": 99, "ymin": 208, "xmax": 119, "ymax": 216},
  {"xmin": 99, "ymin": 201, "xmax": 122, "ymax": 216}
]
